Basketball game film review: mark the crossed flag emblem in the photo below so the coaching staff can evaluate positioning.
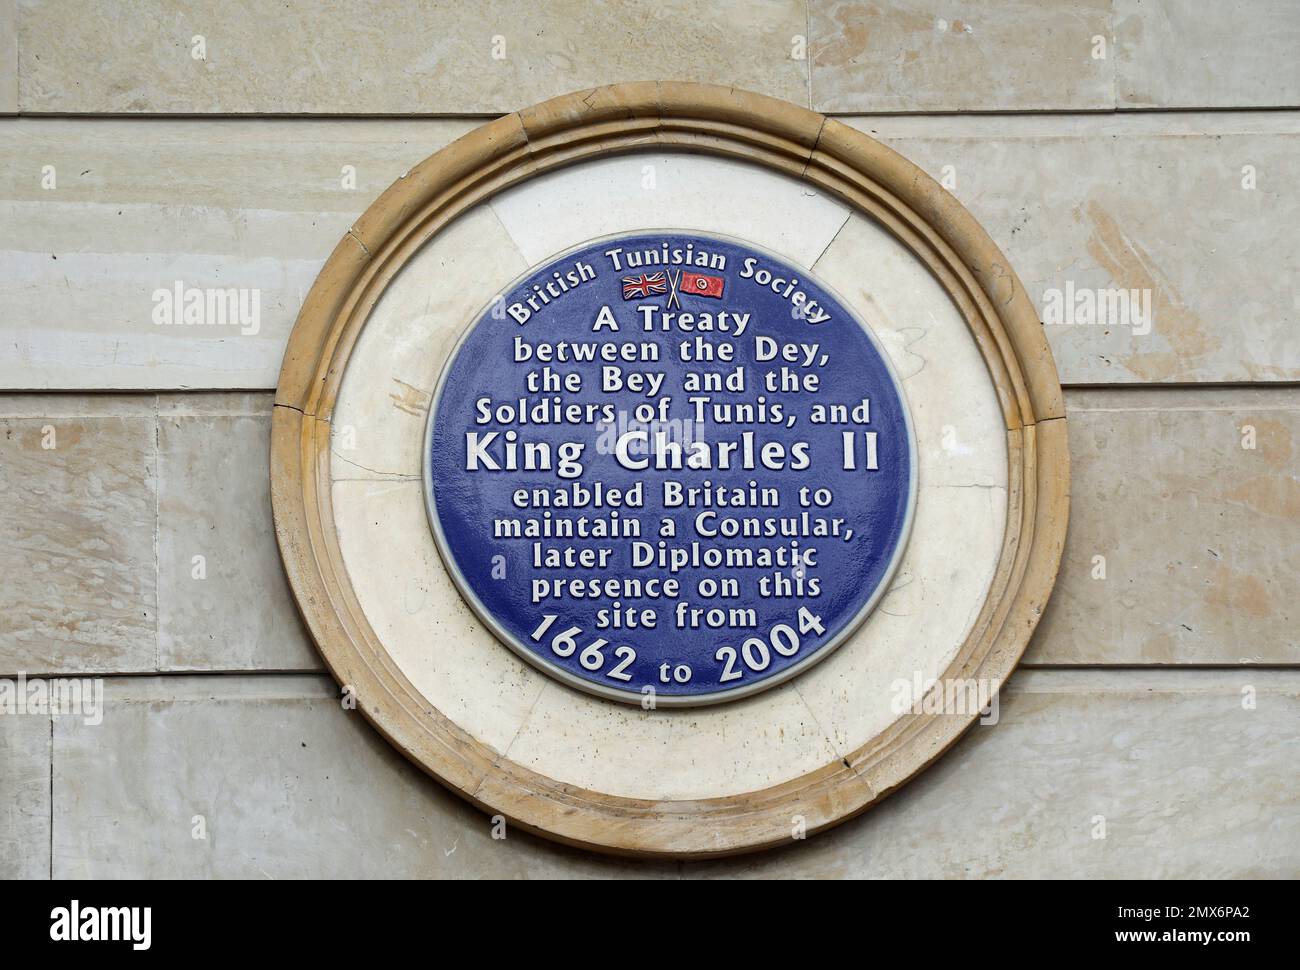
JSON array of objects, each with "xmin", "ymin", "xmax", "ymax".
[{"xmin": 622, "ymin": 268, "xmax": 725, "ymax": 307}]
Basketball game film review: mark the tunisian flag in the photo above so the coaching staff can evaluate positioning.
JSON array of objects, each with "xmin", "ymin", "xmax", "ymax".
[{"xmin": 679, "ymin": 270, "xmax": 725, "ymax": 299}]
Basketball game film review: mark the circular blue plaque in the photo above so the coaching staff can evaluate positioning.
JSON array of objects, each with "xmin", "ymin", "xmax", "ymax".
[{"xmin": 425, "ymin": 232, "xmax": 915, "ymax": 706}]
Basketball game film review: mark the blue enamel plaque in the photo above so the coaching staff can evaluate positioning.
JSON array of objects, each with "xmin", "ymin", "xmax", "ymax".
[{"xmin": 425, "ymin": 232, "xmax": 915, "ymax": 706}]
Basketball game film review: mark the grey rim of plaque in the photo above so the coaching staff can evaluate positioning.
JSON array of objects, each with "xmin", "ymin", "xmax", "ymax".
[{"xmin": 420, "ymin": 228, "xmax": 919, "ymax": 708}]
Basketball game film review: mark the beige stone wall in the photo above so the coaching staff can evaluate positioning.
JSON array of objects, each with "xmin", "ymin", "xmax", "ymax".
[{"xmin": 1, "ymin": 1, "xmax": 1296, "ymax": 877}]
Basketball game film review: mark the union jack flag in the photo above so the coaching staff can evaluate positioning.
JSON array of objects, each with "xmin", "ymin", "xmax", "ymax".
[{"xmin": 622, "ymin": 272, "xmax": 668, "ymax": 300}]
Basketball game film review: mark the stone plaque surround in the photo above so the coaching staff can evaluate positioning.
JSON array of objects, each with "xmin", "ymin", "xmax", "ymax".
[{"xmin": 271, "ymin": 83, "xmax": 1069, "ymax": 857}]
